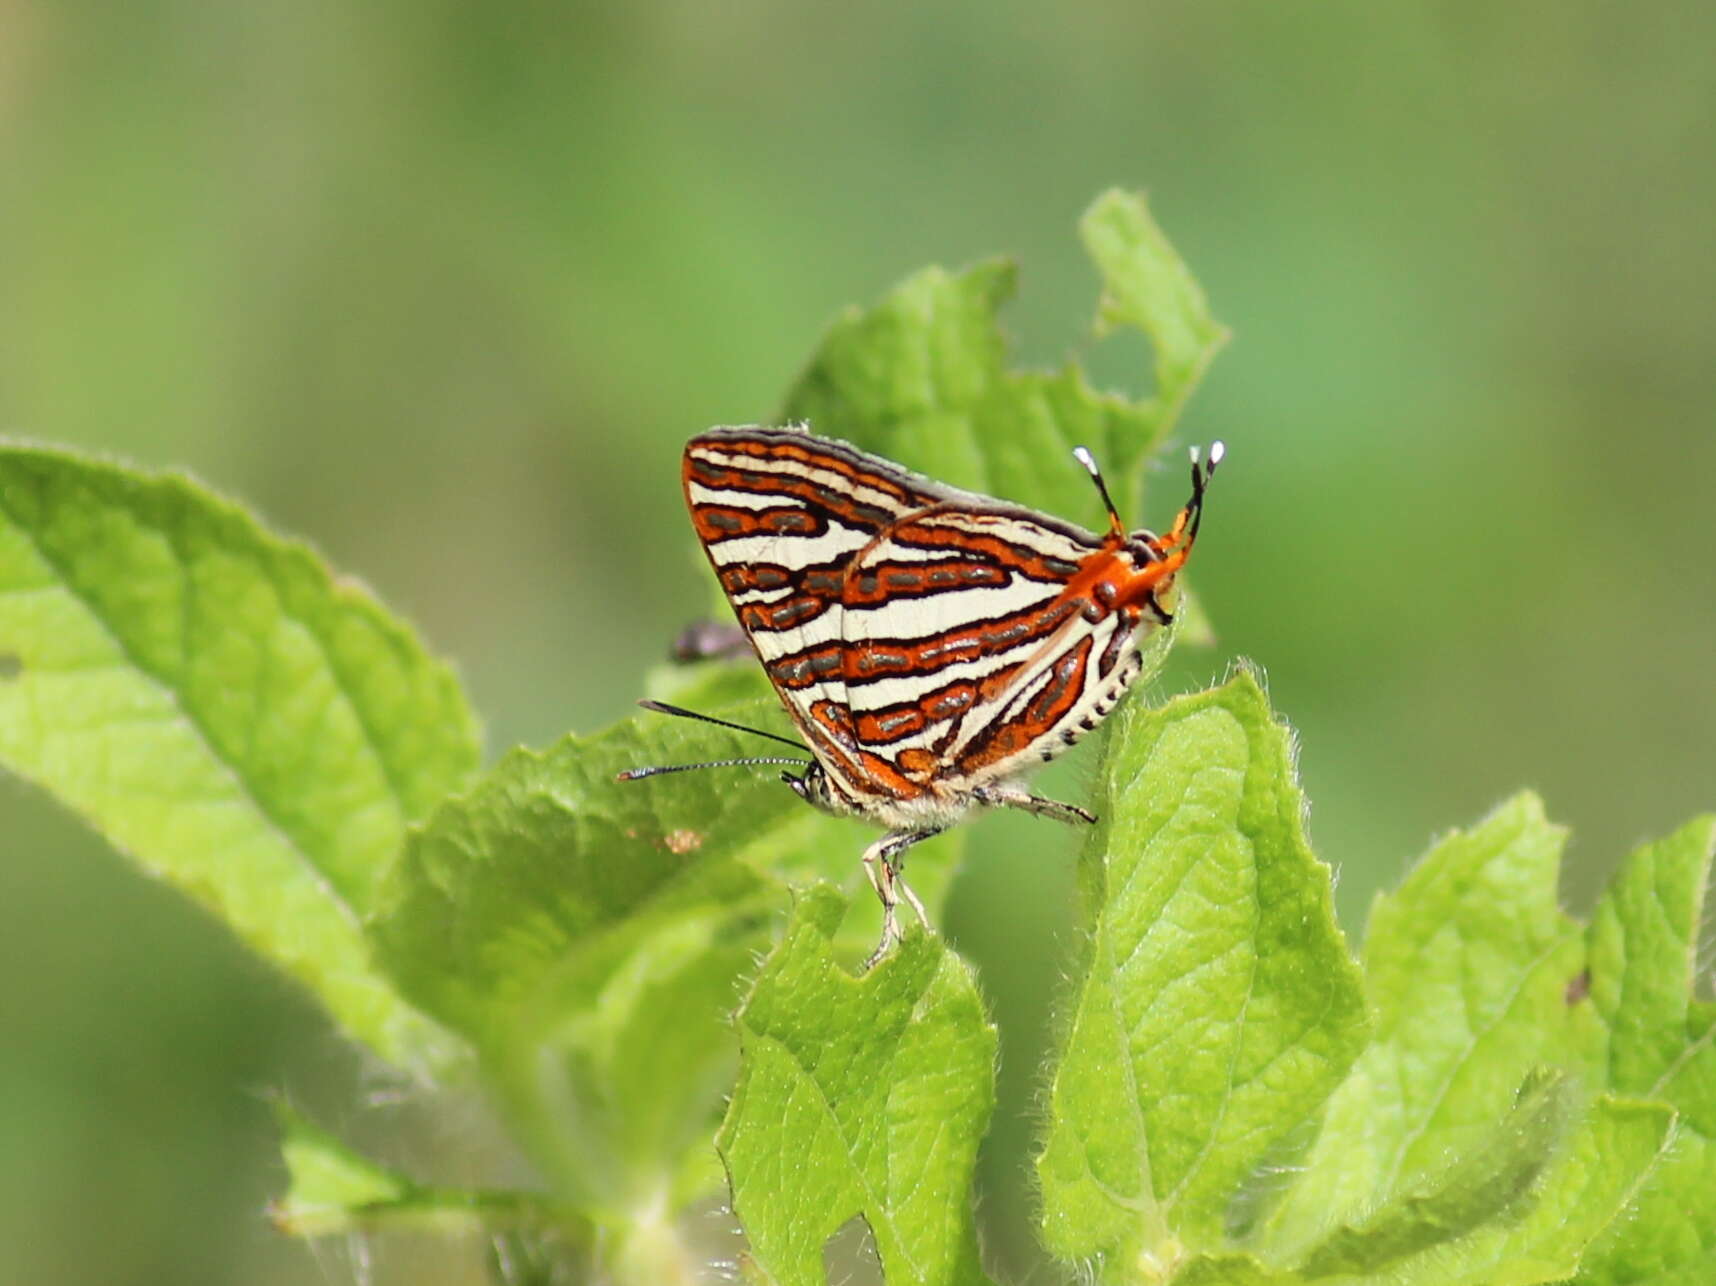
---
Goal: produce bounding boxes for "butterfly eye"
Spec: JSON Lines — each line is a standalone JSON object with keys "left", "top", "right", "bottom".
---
{"left": 1125, "top": 533, "right": 1159, "bottom": 564}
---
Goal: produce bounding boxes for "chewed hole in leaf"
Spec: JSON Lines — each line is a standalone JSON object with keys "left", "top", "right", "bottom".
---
{"left": 822, "top": 1214, "right": 882, "bottom": 1286}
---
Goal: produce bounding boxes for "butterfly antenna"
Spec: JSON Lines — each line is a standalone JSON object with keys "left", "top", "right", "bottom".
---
{"left": 617, "top": 756, "right": 810, "bottom": 782}
{"left": 1146, "top": 441, "right": 1226, "bottom": 560}
{"left": 1071, "top": 445, "right": 1126, "bottom": 538}
{"left": 1184, "top": 441, "right": 1225, "bottom": 543}
{"left": 633, "top": 698, "right": 809, "bottom": 751}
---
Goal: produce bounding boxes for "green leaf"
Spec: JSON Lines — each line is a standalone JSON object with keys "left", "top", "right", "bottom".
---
{"left": 272, "top": 1101, "right": 417, "bottom": 1237}
{"left": 1575, "top": 1036, "right": 1716, "bottom": 1286}
{"left": 1081, "top": 188, "right": 1230, "bottom": 481}
{"left": 781, "top": 189, "right": 1226, "bottom": 532}
{"left": 1579, "top": 1123, "right": 1716, "bottom": 1286}
{"left": 269, "top": 1100, "right": 585, "bottom": 1245}
{"left": 1258, "top": 793, "right": 1601, "bottom": 1262}
{"left": 1260, "top": 808, "right": 1713, "bottom": 1285}
{"left": 1166, "top": 1089, "right": 1676, "bottom": 1286}
{"left": 1398, "top": 1095, "right": 1676, "bottom": 1286}
{"left": 717, "top": 885, "right": 997, "bottom": 1286}
{"left": 1292, "top": 1069, "right": 1574, "bottom": 1278}
{"left": 1172, "top": 1253, "right": 1302, "bottom": 1286}
{"left": 369, "top": 700, "right": 805, "bottom": 1040}
{"left": 1584, "top": 815, "right": 1716, "bottom": 1095}
{"left": 550, "top": 900, "right": 774, "bottom": 1202}
{"left": 0, "top": 445, "right": 478, "bottom": 1067}
{"left": 1571, "top": 816, "right": 1716, "bottom": 1285}
{"left": 1044, "top": 801, "right": 1709, "bottom": 1277}
{"left": 1036, "top": 669, "right": 1367, "bottom": 1271}
{"left": 369, "top": 702, "right": 803, "bottom": 1209}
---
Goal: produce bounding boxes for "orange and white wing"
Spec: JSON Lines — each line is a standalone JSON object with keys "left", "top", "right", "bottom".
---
{"left": 835, "top": 507, "right": 1148, "bottom": 788}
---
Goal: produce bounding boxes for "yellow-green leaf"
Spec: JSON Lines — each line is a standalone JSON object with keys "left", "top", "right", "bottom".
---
{"left": 0, "top": 446, "right": 478, "bottom": 1067}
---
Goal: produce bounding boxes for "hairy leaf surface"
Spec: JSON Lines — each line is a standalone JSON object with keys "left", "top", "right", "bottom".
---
{"left": 718, "top": 887, "right": 997, "bottom": 1286}
{"left": 1037, "top": 670, "right": 1367, "bottom": 1270}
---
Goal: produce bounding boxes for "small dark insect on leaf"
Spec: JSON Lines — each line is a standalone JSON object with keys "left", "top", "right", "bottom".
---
{"left": 1564, "top": 968, "right": 1592, "bottom": 1005}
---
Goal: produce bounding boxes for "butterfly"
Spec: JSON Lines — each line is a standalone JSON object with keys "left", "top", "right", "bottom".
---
{"left": 622, "top": 425, "right": 1221, "bottom": 965}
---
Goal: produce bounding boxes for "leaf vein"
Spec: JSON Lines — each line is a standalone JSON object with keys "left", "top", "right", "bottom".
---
{"left": 0, "top": 486, "right": 365, "bottom": 935}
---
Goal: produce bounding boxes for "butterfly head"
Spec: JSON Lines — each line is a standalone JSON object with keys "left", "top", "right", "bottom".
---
{"left": 785, "top": 761, "right": 839, "bottom": 814}
{"left": 1074, "top": 441, "right": 1224, "bottom": 620}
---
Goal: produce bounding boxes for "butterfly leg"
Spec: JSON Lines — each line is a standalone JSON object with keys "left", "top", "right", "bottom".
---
{"left": 860, "top": 828, "right": 944, "bottom": 970}
{"left": 973, "top": 786, "right": 1097, "bottom": 826}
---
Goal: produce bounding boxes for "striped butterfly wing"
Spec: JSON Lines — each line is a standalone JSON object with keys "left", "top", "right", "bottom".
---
{"left": 682, "top": 426, "right": 942, "bottom": 806}
{"left": 836, "top": 505, "right": 1147, "bottom": 789}
{"left": 684, "top": 426, "right": 1157, "bottom": 812}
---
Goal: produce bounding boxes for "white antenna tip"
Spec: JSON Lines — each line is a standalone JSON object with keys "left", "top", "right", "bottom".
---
{"left": 1209, "top": 440, "right": 1226, "bottom": 468}
{"left": 1071, "top": 445, "right": 1099, "bottom": 476}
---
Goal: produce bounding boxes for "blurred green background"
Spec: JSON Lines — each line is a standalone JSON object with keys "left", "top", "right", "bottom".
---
{"left": 3, "top": 2, "right": 1713, "bottom": 1282}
